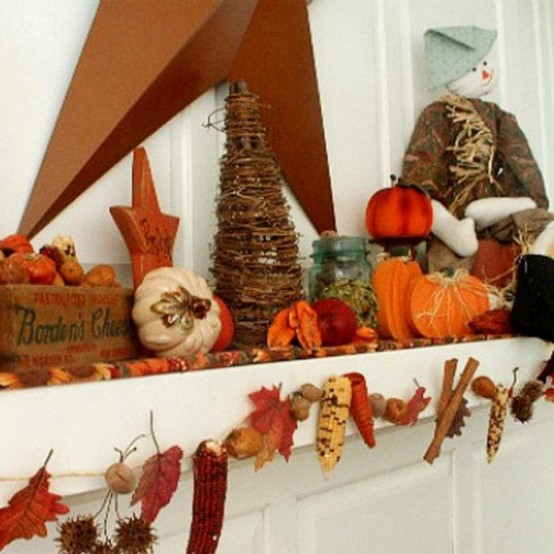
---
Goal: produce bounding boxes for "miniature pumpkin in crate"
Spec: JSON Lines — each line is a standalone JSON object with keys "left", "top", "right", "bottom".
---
{"left": 132, "top": 267, "right": 221, "bottom": 356}
{"left": 365, "top": 176, "right": 433, "bottom": 242}
{"left": 371, "top": 257, "right": 423, "bottom": 339}
{"left": 406, "top": 270, "right": 490, "bottom": 338}
{"left": 0, "top": 233, "right": 34, "bottom": 255}
{"left": 0, "top": 258, "right": 31, "bottom": 284}
{"left": 9, "top": 252, "right": 57, "bottom": 285}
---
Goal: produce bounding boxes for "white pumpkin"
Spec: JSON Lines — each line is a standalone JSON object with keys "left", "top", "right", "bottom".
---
{"left": 132, "top": 267, "right": 221, "bottom": 357}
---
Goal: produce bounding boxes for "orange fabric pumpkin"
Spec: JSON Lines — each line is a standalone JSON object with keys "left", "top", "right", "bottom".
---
{"left": 371, "top": 258, "right": 423, "bottom": 339}
{"left": 407, "top": 270, "right": 490, "bottom": 338}
{"left": 365, "top": 182, "right": 432, "bottom": 241}
{"left": 9, "top": 252, "right": 57, "bottom": 285}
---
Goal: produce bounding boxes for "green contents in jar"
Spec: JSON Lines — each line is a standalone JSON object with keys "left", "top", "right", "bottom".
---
{"left": 308, "top": 235, "right": 377, "bottom": 327}
{"left": 317, "top": 279, "right": 377, "bottom": 328}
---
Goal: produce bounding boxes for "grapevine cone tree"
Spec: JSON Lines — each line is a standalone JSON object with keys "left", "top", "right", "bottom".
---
{"left": 211, "top": 81, "right": 303, "bottom": 348}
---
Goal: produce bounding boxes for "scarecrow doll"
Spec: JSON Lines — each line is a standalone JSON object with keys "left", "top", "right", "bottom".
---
{"left": 402, "top": 26, "right": 553, "bottom": 267}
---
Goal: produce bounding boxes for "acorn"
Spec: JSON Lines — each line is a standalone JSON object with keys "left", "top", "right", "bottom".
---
{"left": 369, "top": 393, "right": 387, "bottom": 419}
{"left": 384, "top": 397, "right": 408, "bottom": 425}
{"left": 291, "top": 393, "right": 312, "bottom": 421}
{"left": 104, "top": 462, "right": 136, "bottom": 494}
{"left": 223, "top": 427, "right": 264, "bottom": 459}
{"left": 299, "top": 383, "right": 323, "bottom": 403}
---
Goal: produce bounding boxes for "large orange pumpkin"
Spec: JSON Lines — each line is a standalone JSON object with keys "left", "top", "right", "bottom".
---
{"left": 365, "top": 180, "right": 432, "bottom": 241}
{"left": 371, "top": 258, "right": 423, "bottom": 340}
{"left": 407, "top": 270, "right": 490, "bottom": 338}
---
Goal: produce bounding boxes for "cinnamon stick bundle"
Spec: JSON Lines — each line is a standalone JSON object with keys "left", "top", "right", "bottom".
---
{"left": 424, "top": 357, "right": 480, "bottom": 464}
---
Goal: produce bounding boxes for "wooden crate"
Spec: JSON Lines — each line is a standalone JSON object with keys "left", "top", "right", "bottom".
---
{"left": 0, "top": 285, "right": 140, "bottom": 372}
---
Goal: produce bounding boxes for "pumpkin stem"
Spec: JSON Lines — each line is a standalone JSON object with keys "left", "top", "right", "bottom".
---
{"left": 389, "top": 174, "right": 398, "bottom": 187}
{"left": 442, "top": 267, "right": 456, "bottom": 279}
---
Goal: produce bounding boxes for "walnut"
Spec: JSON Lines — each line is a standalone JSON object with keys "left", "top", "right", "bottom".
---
{"left": 83, "top": 264, "right": 119, "bottom": 287}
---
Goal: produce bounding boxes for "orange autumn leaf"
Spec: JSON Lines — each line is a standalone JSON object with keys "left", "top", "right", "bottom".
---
{"left": 248, "top": 385, "right": 297, "bottom": 469}
{"left": 0, "top": 458, "right": 69, "bottom": 549}
{"left": 131, "top": 445, "right": 183, "bottom": 524}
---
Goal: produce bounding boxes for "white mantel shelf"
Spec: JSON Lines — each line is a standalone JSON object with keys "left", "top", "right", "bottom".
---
{"left": 0, "top": 336, "right": 551, "bottom": 499}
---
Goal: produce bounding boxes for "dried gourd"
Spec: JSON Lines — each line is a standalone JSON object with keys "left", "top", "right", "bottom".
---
{"left": 316, "top": 376, "right": 352, "bottom": 474}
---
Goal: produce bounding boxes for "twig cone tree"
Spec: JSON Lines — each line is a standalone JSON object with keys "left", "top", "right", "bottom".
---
{"left": 211, "top": 81, "right": 303, "bottom": 348}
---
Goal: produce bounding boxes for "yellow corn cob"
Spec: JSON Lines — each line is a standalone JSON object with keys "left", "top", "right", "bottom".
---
{"left": 486, "top": 384, "right": 509, "bottom": 463}
{"left": 316, "top": 376, "right": 352, "bottom": 474}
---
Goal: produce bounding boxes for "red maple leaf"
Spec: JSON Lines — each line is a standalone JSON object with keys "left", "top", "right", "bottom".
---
{"left": 131, "top": 445, "right": 183, "bottom": 524}
{"left": 248, "top": 385, "right": 297, "bottom": 469}
{"left": 0, "top": 460, "right": 69, "bottom": 549}
{"left": 402, "top": 385, "right": 432, "bottom": 426}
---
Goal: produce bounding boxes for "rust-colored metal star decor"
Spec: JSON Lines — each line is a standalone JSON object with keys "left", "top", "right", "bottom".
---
{"left": 110, "top": 147, "right": 179, "bottom": 289}
{"left": 19, "top": 0, "right": 335, "bottom": 238}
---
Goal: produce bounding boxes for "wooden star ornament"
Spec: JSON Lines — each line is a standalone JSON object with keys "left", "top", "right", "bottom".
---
{"left": 110, "top": 147, "right": 179, "bottom": 288}
{"left": 19, "top": 0, "right": 335, "bottom": 238}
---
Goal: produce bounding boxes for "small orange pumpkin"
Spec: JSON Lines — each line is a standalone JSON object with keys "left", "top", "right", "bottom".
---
{"left": 0, "top": 259, "right": 31, "bottom": 285}
{"left": 365, "top": 178, "right": 432, "bottom": 241}
{"left": 9, "top": 252, "right": 57, "bottom": 285}
{"left": 371, "top": 257, "right": 423, "bottom": 339}
{"left": 407, "top": 270, "right": 490, "bottom": 338}
{"left": 0, "top": 233, "right": 34, "bottom": 255}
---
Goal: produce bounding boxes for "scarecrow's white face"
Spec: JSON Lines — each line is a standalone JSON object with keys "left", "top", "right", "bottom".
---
{"left": 446, "top": 48, "right": 498, "bottom": 98}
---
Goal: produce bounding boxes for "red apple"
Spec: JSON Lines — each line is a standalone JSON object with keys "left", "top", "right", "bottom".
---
{"left": 311, "top": 298, "right": 358, "bottom": 346}
{"left": 211, "top": 296, "right": 235, "bottom": 352}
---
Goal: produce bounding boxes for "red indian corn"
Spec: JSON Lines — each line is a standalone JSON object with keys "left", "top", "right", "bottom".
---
{"left": 187, "top": 440, "right": 229, "bottom": 554}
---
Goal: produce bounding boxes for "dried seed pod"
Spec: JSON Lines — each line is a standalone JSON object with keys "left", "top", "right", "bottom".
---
{"left": 291, "top": 393, "right": 312, "bottom": 421}
{"left": 519, "top": 379, "right": 544, "bottom": 402}
{"left": 384, "top": 397, "right": 408, "bottom": 425}
{"left": 56, "top": 515, "right": 100, "bottom": 554}
{"left": 223, "top": 427, "right": 264, "bottom": 459}
{"left": 104, "top": 462, "right": 136, "bottom": 494}
{"left": 511, "top": 394, "right": 534, "bottom": 423}
{"left": 299, "top": 383, "right": 324, "bottom": 403}
{"left": 471, "top": 376, "right": 497, "bottom": 400}
{"left": 369, "top": 393, "right": 386, "bottom": 418}
{"left": 113, "top": 514, "right": 157, "bottom": 553}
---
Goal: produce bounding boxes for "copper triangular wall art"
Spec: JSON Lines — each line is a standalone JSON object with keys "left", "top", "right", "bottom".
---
{"left": 19, "top": 0, "right": 335, "bottom": 238}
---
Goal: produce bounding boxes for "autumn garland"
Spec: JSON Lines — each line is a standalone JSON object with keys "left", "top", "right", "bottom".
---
{"left": 0, "top": 362, "right": 551, "bottom": 552}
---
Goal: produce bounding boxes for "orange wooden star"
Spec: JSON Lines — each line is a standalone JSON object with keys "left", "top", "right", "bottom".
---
{"left": 110, "top": 147, "right": 179, "bottom": 288}
{"left": 19, "top": 0, "right": 335, "bottom": 238}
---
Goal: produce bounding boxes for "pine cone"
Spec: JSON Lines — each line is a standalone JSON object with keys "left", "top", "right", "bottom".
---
{"left": 446, "top": 396, "right": 471, "bottom": 438}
